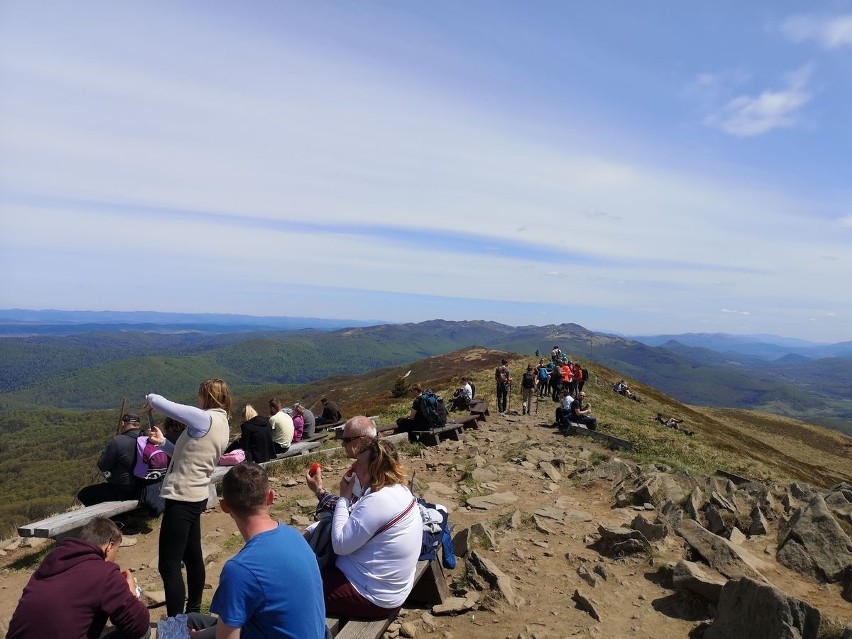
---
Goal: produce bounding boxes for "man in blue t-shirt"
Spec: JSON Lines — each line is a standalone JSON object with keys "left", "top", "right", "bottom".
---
{"left": 189, "top": 463, "right": 326, "bottom": 639}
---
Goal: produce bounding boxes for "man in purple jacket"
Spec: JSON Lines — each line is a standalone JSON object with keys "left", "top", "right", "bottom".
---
{"left": 8, "top": 517, "right": 150, "bottom": 639}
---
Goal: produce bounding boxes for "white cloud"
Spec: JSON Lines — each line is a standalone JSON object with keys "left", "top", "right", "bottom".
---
{"left": 720, "top": 309, "right": 751, "bottom": 316}
{"left": 780, "top": 14, "right": 852, "bottom": 49}
{"left": 704, "top": 65, "right": 813, "bottom": 137}
{"left": 840, "top": 215, "right": 852, "bottom": 227}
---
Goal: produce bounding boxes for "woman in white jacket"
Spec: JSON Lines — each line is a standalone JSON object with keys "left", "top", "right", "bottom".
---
{"left": 307, "top": 416, "right": 422, "bottom": 619}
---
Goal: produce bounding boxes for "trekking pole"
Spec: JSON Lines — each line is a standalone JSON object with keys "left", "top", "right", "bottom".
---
{"left": 116, "top": 398, "right": 127, "bottom": 435}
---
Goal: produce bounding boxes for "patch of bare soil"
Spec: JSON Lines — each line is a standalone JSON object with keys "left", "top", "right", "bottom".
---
{"left": 1, "top": 410, "right": 849, "bottom": 638}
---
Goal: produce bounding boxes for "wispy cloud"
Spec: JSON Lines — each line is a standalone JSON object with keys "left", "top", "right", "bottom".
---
{"left": 721, "top": 309, "right": 751, "bottom": 316}
{"left": 780, "top": 14, "right": 852, "bottom": 49}
{"left": 703, "top": 65, "right": 813, "bottom": 137}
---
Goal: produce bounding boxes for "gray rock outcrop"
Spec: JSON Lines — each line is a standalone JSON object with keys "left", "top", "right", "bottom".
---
{"left": 704, "top": 577, "right": 820, "bottom": 639}
{"left": 671, "top": 560, "right": 727, "bottom": 603}
{"left": 676, "top": 519, "right": 766, "bottom": 582}
{"left": 776, "top": 494, "right": 852, "bottom": 583}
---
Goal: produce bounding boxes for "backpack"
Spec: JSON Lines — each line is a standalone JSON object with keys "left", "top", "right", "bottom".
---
{"left": 308, "top": 509, "right": 336, "bottom": 571}
{"left": 582, "top": 368, "right": 589, "bottom": 382}
{"left": 496, "top": 366, "right": 510, "bottom": 388}
{"left": 522, "top": 372, "right": 535, "bottom": 389}
{"left": 419, "top": 389, "right": 447, "bottom": 428}
{"left": 538, "top": 367, "right": 549, "bottom": 382}
{"left": 133, "top": 435, "right": 169, "bottom": 481}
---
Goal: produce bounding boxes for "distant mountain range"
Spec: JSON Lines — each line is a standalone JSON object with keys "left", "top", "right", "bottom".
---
{"left": 1, "top": 312, "right": 850, "bottom": 435}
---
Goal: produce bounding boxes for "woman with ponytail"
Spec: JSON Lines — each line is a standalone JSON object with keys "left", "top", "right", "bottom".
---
{"left": 306, "top": 416, "right": 422, "bottom": 618}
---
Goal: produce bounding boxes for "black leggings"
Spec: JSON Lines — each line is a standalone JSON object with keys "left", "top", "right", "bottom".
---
{"left": 159, "top": 498, "right": 207, "bottom": 616}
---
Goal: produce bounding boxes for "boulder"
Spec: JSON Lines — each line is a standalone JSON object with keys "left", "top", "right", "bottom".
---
{"left": 466, "top": 492, "right": 518, "bottom": 510}
{"left": 630, "top": 514, "right": 668, "bottom": 542}
{"left": 585, "top": 459, "right": 635, "bottom": 483}
{"left": 685, "top": 488, "right": 706, "bottom": 520}
{"left": 749, "top": 506, "right": 769, "bottom": 536}
{"left": 704, "top": 577, "right": 820, "bottom": 639}
{"left": 466, "top": 551, "right": 516, "bottom": 606}
{"left": 705, "top": 505, "right": 734, "bottom": 537}
{"left": 776, "top": 495, "right": 852, "bottom": 582}
{"left": 571, "top": 589, "right": 602, "bottom": 621}
{"left": 676, "top": 519, "right": 766, "bottom": 582}
{"left": 597, "top": 523, "right": 649, "bottom": 555}
{"left": 632, "top": 473, "right": 686, "bottom": 507}
{"left": 671, "top": 560, "right": 728, "bottom": 603}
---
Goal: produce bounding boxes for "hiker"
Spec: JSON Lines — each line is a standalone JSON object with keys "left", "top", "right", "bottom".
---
{"left": 569, "top": 391, "right": 598, "bottom": 430}
{"left": 461, "top": 377, "right": 473, "bottom": 402}
{"left": 555, "top": 388, "right": 574, "bottom": 427}
{"left": 576, "top": 365, "right": 587, "bottom": 394}
{"left": 560, "top": 360, "right": 574, "bottom": 400}
{"left": 395, "top": 385, "right": 428, "bottom": 433}
{"left": 450, "top": 377, "right": 473, "bottom": 412}
{"left": 268, "top": 398, "right": 294, "bottom": 453}
{"left": 184, "top": 463, "right": 327, "bottom": 638}
{"left": 8, "top": 517, "right": 150, "bottom": 639}
{"left": 225, "top": 404, "right": 275, "bottom": 463}
{"left": 549, "top": 362, "right": 563, "bottom": 401}
{"left": 315, "top": 397, "right": 343, "bottom": 426}
{"left": 536, "top": 360, "right": 549, "bottom": 397}
{"left": 292, "top": 406, "right": 305, "bottom": 443}
{"left": 521, "top": 364, "right": 536, "bottom": 415}
{"left": 551, "top": 345, "right": 562, "bottom": 363}
{"left": 144, "top": 378, "right": 231, "bottom": 618}
{"left": 495, "top": 359, "right": 511, "bottom": 413}
{"left": 294, "top": 402, "right": 316, "bottom": 439}
{"left": 567, "top": 361, "right": 580, "bottom": 397}
{"left": 306, "top": 416, "right": 423, "bottom": 619}
{"left": 77, "top": 413, "right": 146, "bottom": 506}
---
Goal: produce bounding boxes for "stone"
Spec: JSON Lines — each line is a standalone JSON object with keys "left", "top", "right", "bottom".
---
{"left": 453, "top": 523, "right": 495, "bottom": 557}
{"left": 685, "top": 488, "right": 705, "bottom": 520}
{"left": 571, "top": 590, "right": 601, "bottom": 621}
{"left": 420, "top": 612, "right": 437, "bottom": 631}
{"left": 2, "top": 537, "right": 23, "bottom": 551}
{"left": 119, "top": 536, "right": 137, "bottom": 548}
{"left": 466, "top": 492, "right": 518, "bottom": 510}
{"left": 841, "top": 566, "right": 852, "bottom": 603}
{"left": 471, "top": 467, "right": 499, "bottom": 483}
{"left": 597, "top": 523, "right": 649, "bottom": 555}
{"left": 630, "top": 514, "right": 668, "bottom": 542}
{"left": 21, "top": 537, "right": 50, "bottom": 549}
{"left": 749, "top": 506, "right": 769, "bottom": 536}
{"left": 676, "top": 519, "right": 766, "bottom": 582}
{"left": 729, "top": 528, "right": 746, "bottom": 545}
{"left": 826, "top": 492, "right": 852, "bottom": 526}
{"left": 142, "top": 589, "right": 166, "bottom": 607}
{"left": 705, "top": 505, "right": 733, "bottom": 537}
{"left": 586, "top": 460, "right": 635, "bottom": 483}
{"left": 671, "top": 560, "right": 728, "bottom": 603}
{"left": 432, "top": 597, "right": 475, "bottom": 615}
{"left": 789, "top": 482, "right": 814, "bottom": 501}
{"left": 704, "top": 577, "right": 821, "bottom": 639}
{"left": 577, "top": 565, "right": 599, "bottom": 588}
{"left": 296, "top": 499, "right": 317, "bottom": 510}
{"left": 533, "top": 507, "right": 565, "bottom": 522}
{"left": 466, "top": 551, "right": 517, "bottom": 606}
{"left": 776, "top": 494, "right": 852, "bottom": 582}
{"left": 400, "top": 621, "right": 417, "bottom": 637}
{"left": 508, "top": 510, "right": 525, "bottom": 529}
{"left": 711, "top": 491, "right": 737, "bottom": 513}
{"left": 533, "top": 516, "right": 553, "bottom": 535}
{"left": 593, "top": 564, "right": 610, "bottom": 581}
{"left": 539, "top": 461, "right": 562, "bottom": 483}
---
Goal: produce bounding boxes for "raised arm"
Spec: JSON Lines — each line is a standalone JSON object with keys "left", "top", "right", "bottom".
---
{"left": 145, "top": 393, "right": 212, "bottom": 437}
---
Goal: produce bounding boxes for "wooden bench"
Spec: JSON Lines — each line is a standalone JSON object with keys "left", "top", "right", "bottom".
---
{"left": 409, "top": 422, "right": 464, "bottom": 447}
{"left": 18, "top": 499, "right": 140, "bottom": 538}
{"left": 562, "top": 422, "right": 635, "bottom": 451}
{"left": 302, "top": 431, "right": 329, "bottom": 443}
{"left": 469, "top": 400, "right": 489, "bottom": 421}
{"left": 458, "top": 414, "right": 479, "bottom": 431}
{"left": 329, "top": 559, "right": 448, "bottom": 638}
{"left": 316, "top": 419, "right": 346, "bottom": 432}
{"left": 210, "top": 441, "right": 322, "bottom": 484}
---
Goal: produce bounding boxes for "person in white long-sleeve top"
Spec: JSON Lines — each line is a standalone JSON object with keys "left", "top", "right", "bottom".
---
{"left": 306, "top": 416, "right": 422, "bottom": 619}
{"left": 144, "top": 378, "right": 231, "bottom": 618}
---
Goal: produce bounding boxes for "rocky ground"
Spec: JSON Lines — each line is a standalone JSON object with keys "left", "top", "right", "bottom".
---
{"left": 1, "top": 409, "right": 850, "bottom": 638}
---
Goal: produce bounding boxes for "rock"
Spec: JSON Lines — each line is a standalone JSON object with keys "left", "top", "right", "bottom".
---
{"left": 539, "top": 461, "right": 562, "bottom": 483}
{"left": 420, "top": 612, "right": 437, "bottom": 631}
{"left": 630, "top": 514, "right": 668, "bottom": 542}
{"left": 142, "top": 589, "right": 166, "bottom": 607}
{"left": 676, "top": 519, "right": 766, "bottom": 582}
{"left": 471, "top": 467, "right": 499, "bottom": 483}
{"left": 597, "top": 523, "right": 649, "bottom": 555}
{"left": 21, "top": 537, "right": 50, "bottom": 549}
{"left": 729, "top": 528, "right": 746, "bottom": 545}
{"left": 586, "top": 460, "right": 635, "bottom": 483}
{"left": 466, "top": 492, "right": 518, "bottom": 510}
{"left": 825, "top": 491, "right": 852, "bottom": 526}
{"left": 577, "top": 565, "right": 599, "bottom": 588}
{"left": 789, "top": 482, "right": 814, "bottom": 502}
{"left": 843, "top": 622, "right": 852, "bottom": 639}
{"left": 508, "top": 510, "right": 524, "bottom": 529}
{"left": 571, "top": 589, "right": 601, "bottom": 621}
{"left": 466, "top": 551, "right": 516, "bottom": 606}
{"left": 685, "top": 488, "right": 705, "bottom": 520}
{"left": 533, "top": 507, "right": 564, "bottom": 522}
{"left": 704, "top": 577, "right": 820, "bottom": 639}
{"left": 776, "top": 495, "right": 852, "bottom": 582}
{"left": 672, "top": 560, "right": 728, "bottom": 603}
{"left": 400, "top": 621, "right": 417, "bottom": 637}
{"left": 533, "top": 516, "right": 553, "bottom": 535}
{"left": 705, "top": 505, "right": 734, "bottom": 537}
{"left": 432, "top": 597, "right": 474, "bottom": 615}
{"left": 749, "top": 506, "right": 769, "bottom": 536}
{"left": 118, "top": 536, "right": 137, "bottom": 548}
{"left": 563, "top": 510, "right": 594, "bottom": 523}
{"left": 453, "top": 523, "right": 495, "bottom": 557}
{"left": 2, "top": 537, "right": 23, "bottom": 551}
{"left": 593, "top": 563, "right": 610, "bottom": 581}
{"left": 711, "top": 491, "right": 737, "bottom": 513}
{"left": 296, "top": 499, "right": 317, "bottom": 510}
{"left": 842, "top": 566, "right": 852, "bottom": 603}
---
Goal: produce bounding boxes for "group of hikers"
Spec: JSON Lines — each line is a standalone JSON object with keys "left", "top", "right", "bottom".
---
{"left": 10, "top": 382, "right": 406, "bottom": 638}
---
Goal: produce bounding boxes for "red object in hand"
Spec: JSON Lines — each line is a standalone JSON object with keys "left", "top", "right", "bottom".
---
{"left": 309, "top": 462, "right": 321, "bottom": 477}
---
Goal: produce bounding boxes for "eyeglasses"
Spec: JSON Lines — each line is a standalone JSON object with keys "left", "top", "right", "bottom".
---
{"left": 341, "top": 435, "right": 362, "bottom": 444}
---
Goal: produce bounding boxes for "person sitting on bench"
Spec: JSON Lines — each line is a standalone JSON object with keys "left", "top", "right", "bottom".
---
{"left": 224, "top": 404, "right": 275, "bottom": 463}
{"left": 77, "top": 414, "right": 146, "bottom": 506}
{"left": 395, "top": 385, "right": 429, "bottom": 433}
{"left": 268, "top": 398, "right": 294, "bottom": 454}
{"left": 570, "top": 392, "right": 598, "bottom": 430}
{"left": 449, "top": 378, "right": 473, "bottom": 412}
{"left": 306, "top": 416, "right": 423, "bottom": 619}
{"left": 294, "top": 402, "right": 316, "bottom": 439}
{"left": 315, "top": 397, "right": 342, "bottom": 426}
{"left": 8, "top": 517, "right": 150, "bottom": 639}
{"left": 554, "top": 389, "right": 574, "bottom": 428}
{"left": 183, "top": 463, "right": 327, "bottom": 639}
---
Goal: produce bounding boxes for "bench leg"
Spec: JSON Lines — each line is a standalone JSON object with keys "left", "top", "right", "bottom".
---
{"left": 407, "top": 559, "right": 450, "bottom": 606}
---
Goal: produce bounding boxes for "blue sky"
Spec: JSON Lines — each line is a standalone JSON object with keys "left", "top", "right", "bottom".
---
{"left": 1, "top": 1, "right": 851, "bottom": 342}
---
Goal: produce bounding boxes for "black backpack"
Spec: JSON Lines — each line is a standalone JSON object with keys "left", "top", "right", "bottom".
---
{"left": 419, "top": 389, "right": 447, "bottom": 428}
{"left": 582, "top": 368, "right": 589, "bottom": 382}
{"left": 522, "top": 372, "right": 535, "bottom": 389}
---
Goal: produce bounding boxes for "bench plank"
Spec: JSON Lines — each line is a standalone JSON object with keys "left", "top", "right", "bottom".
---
{"left": 562, "top": 422, "right": 635, "bottom": 451}
{"left": 18, "top": 499, "right": 139, "bottom": 538}
{"left": 410, "top": 423, "right": 463, "bottom": 447}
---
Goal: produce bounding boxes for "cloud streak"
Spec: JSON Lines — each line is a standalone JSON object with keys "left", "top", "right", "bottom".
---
{"left": 780, "top": 14, "right": 852, "bottom": 49}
